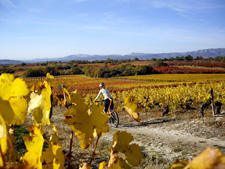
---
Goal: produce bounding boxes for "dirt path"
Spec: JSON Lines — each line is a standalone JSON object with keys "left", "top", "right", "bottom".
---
{"left": 102, "top": 115, "right": 225, "bottom": 165}
{"left": 48, "top": 107, "right": 225, "bottom": 168}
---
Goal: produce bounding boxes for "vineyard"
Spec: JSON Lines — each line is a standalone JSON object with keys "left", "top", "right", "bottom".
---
{"left": 0, "top": 73, "right": 225, "bottom": 168}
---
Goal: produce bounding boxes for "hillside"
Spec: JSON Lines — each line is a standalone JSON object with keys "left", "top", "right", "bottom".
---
{"left": 1, "top": 48, "right": 225, "bottom": 64}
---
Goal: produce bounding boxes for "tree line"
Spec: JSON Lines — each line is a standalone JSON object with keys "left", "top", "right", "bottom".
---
{"left": 15, "top": 55, "right": 225, "bottom": 77}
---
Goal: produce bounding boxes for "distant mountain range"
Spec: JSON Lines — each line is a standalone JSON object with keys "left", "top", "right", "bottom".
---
{"left": 1, "top": 48, "right": 225, "bottom": 65}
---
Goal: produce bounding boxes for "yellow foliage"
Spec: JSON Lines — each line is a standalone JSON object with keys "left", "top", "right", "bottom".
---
{"left": 170, "top": 147, "right": 225, "bottom": 169}
{"left": 64, "top": 91, "right": 88, "bottom": 117}
{"left": 108, "top": 157, "right": 131, "bottom": 169}
{"left": 169, "top": 160, "right": 189, "bottom": 169}
{"left": 42, "top": 145, "right": 65, "bottom": 169}
{"left": 46, "top": 73, "right": 54, "bottom": 82}
{"left": 0, "top": 115, "right": 7, "bottom": 167}
{"left": 124, "top": 95, "right": 142, "bottom": 122}
{"left": 99, "top": 161, "right": 107, "bottom": 169}
{"left": 0, "top": 73, "right": 29, "bottom": 125}
{"left": 79, "top": 162, "right": 92, "bottom": 169}
{"left": 42, "top": 123, "right": 65, "bottom": 169}
{"left": 28, "top": 81, "right": 52, "bottom": 126}
{"left": 64, "top": 93, "right": 109, "bottom": 150}
{"left": 110, "top": 131, "right": 142, "bottom": 168}
{"left": 187, "top": 147, "right": 225, "bottom": 169}
{"left": 22, "top": 125, "right": 44, "bottom": 169}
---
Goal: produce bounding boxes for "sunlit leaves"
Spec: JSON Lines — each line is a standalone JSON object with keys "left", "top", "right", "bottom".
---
{"left": 0, "top": 115, "right": 7, "bottom": 167}
{"left": 28, "top": 81, "right": 52, "bottom": 126}
{"left": 42, "top": 124, "right": 65, "bottom": 169}
{"left": 0, "top": 73, "right": 29, "bottom": 100}
{"left": 170, "top": 147, "right": 225, "bottom": 169}
{"left": 64, "top": 91, "right": 109, "bottom": 150}
{"left": 46, "top": 73, "right": 54, "bottom": 82}
{"left": 79, "top": 162, "right": 92, "bottom": 169}
{"left": 64, "top": 91, "right": 87, "bottom": 117}
{"left": 42, "top": 144, "right": 65, "bottom": 169}
{"left": 0, "top": 73, "right": 29, "bottom": 125}
{"left": 187, "top": 147, "right": 225, "bottom": 169}
{"left": 99, "top": 161, "right": 107, "bottom": 169}
{"left": 110, "top": 131, "right": 142, "bottom": 168}
{"left": 22, "top": 125, "right": 44, "bottom": 169}
{"left": 169, "top": 160, "right": 189, "bottom": 169}
{"left": 124, "top": 95, "right": 142, "bottom": 122}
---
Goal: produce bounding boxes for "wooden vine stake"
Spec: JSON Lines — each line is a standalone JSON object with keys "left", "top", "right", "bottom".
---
{"left": 210, "top": 88, "right": 215, "bottom": 116}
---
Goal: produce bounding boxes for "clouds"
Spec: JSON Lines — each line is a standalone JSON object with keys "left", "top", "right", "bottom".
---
{"left": 0, "top": 0, "right": 15, "bottom": 7}
{"left": 0, "top": 0, "right": 225, "bottom": 59}
{"left": 144, "top": 0, "right": 225, "bottom": 11}
{"left": 73, "top": 0, "right": 87, "bottom": 2}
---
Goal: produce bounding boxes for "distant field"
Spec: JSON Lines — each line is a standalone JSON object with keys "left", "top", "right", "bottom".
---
{"left": 177, "top": 66, "right": 225, "bottom": 70}
{"left": 114, "top": 74, "right": 225, "bottom": 83}
{"left": 24, "top": 75, "right": 150, "bottom": 94}
{"left": 24, "top": 74, "right": 225, "bottom": 95}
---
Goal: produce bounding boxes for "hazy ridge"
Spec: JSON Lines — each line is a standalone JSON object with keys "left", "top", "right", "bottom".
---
{"left": 1, "top": 48, "right": 225, "bottom": 65}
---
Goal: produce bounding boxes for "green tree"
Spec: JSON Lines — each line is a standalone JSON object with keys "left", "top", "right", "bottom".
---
{"left": 154, "top": 59, "right": 167, "bottom": 67}
{"left": 21, "top": 63, "right": 26, "bottom": 66}
{"left": 133, "top": 57, "right": 139, "bottom": 61}
{"left": 185, "top": 55, "right": 193, "bottom": 61}
{"left": 71, "top": 67, "right": 83, "bottom": 74}
{"left": 82, "top": 66, "right": 101, "bottom": 77}
{"left": 221, "top": 57, "right": 225, "bottom": 63}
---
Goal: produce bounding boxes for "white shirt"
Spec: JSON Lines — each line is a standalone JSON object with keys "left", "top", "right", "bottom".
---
{"left": 95, "top": 88, "right": 112, "bottom": 100}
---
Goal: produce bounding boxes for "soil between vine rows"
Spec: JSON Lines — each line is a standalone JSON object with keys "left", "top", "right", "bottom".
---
{"left": 26, "top": 106, "right": 225, "bottom": 168}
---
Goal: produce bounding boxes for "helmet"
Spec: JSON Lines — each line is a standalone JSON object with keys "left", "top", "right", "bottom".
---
{"left": 99, "top": 82, "right": 105, "bottom": 88}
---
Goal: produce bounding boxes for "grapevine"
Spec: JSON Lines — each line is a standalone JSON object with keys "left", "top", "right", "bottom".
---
{"left": 0, "top": 73, "right": 142, "bottom": 169}
{"left": 0, "top": 73, "right": 225, "bottom": 169}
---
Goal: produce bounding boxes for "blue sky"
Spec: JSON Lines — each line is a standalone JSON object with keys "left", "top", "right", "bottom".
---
{"left": 0, "top": 0, "right": 225, "bottom": 60}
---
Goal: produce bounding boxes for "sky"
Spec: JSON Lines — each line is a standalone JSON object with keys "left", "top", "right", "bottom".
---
{"left": 0, "top": 0, "right": 225, "bottom": 60}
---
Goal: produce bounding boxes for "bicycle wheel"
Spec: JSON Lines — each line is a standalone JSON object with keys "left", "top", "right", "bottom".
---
{"left": 109, "top": 111, "right": 119, "bottom": 127}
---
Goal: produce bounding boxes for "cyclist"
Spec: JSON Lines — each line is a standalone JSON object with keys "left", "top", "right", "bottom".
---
{"left": 94, "top": 82, "right": 114, "bottom": 113}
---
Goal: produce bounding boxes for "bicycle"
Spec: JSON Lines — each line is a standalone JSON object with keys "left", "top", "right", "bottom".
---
{"left": 95, "top": 100, "right": 119, "bottom": 128}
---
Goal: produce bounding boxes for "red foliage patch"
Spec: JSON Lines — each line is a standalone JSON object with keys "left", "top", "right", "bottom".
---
{"left": 154, "top": 66, "right": 225, "bottom": 74}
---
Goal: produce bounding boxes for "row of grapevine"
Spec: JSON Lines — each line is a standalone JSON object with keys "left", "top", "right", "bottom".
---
{"left": 115, "top": 74, "right": 225, "bottom": 82}
{"left": 0, "top": 73, "right": 142, "bottom": 169}
{"left": 113, "top": 81, "right": 225, "bottom": 114}
{"left": 0, "top": 73, "right": 225, "bottom": 169}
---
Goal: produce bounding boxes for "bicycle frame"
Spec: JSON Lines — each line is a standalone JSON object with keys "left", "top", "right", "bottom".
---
{"left": 95, "top": 100, "right": 123, "bottom": 115}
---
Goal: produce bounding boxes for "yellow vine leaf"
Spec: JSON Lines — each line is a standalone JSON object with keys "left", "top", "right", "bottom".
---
{"left": 64, "top": 91, "right": 87, "bottom": 117}
{"left": 108, "top": 150, "right": 120, "bottom": 168}
{"left": 62, "top": 87, "right": 71, "bottom": 105}
{"left": 42, "top": 145, "right": 65, "bottom": 169}
{"left": 111, "top": 131, "right": 142, "bottom": 168}
{"left": 109, "top": 157, "right": 131, "bottom": 169}
{"left": 186, "top": 147, "right": 225, "bottom": 169}
{"left": 64, "top": 91, "right": 109, "bottom": 150}
{"left": 99, "top": 161, "right": 107, "bottom": 169}
{"left": 42, "top": 123, "right": 65, "bottom": 169}
{"left": 22, "top": 125, "right": 44, "bottom": 169}
{"left": 0, "top": 73, "right": 29, "bottom": 125}
{"left": 125, "top": 144, "right": 142, "bottom": 167}
{"left": 169, "top": 147, "right": 225, "bottom": 169}
{"left": 30, "top": 81, "right": 44, "bottom": 94}
{"left": 79, "top": 162, "right": 92, "bottom": 169}
{"left": 0, "top": 115, "right": 7, "bottom": 167}
{"left": 46, "top": 73, "right": 54, "bottom": 82}
{"left": 169, "top": 160, "right": 189, "bottom": 169}
{"left": 124, "top": 95, "right": 142, "bottom": 122}
{"left": 28, "top": 81, "right": 52, "bottom": 126}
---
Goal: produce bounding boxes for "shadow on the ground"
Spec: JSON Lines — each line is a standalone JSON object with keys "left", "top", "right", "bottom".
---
{"left": 119, "top": 117, "right": 180, "bottom": 128}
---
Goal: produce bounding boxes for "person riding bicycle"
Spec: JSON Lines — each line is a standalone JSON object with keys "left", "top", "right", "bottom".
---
{"left": 94, "top": 82, "right": 114, "bottom": 113}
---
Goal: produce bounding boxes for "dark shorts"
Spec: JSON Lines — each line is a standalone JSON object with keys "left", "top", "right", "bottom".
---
{"left": 104, "top": 98, "right": 114, "bottom": 112}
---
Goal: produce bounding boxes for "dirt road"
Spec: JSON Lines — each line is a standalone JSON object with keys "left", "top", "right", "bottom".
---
{"left": 102, "top": 113, "right": 225, "bottom": 168}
